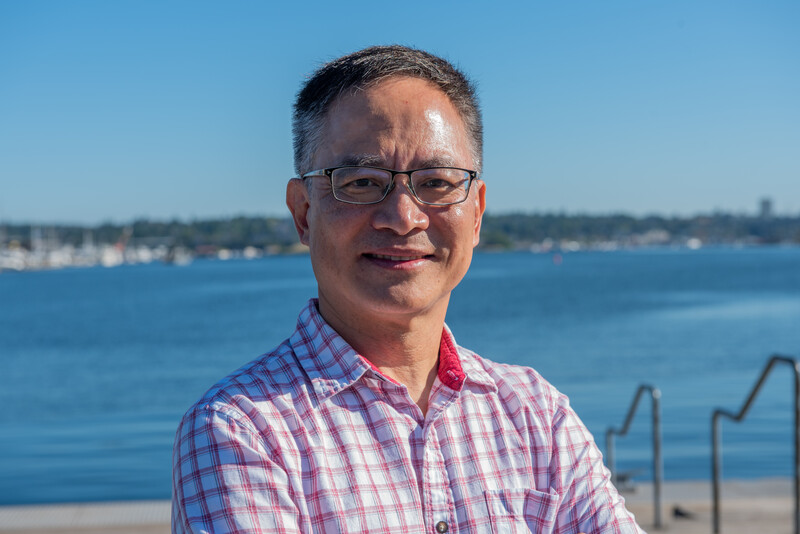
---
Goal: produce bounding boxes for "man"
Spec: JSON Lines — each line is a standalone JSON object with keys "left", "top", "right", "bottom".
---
{"left": 172, "top": 45, "right": 643, "bottom": 533}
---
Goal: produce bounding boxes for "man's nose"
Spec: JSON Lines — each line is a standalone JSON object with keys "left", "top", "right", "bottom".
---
{"left": 371, "top": 175, "right": 430, "bottom": 234}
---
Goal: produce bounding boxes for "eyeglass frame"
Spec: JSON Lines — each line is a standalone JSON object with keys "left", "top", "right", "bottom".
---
{"left": 300, "top": 166, "right": 479, "bottom": 206}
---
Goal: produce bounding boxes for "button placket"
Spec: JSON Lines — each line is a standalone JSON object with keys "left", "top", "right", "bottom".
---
{"left": 422, "top": 421, "right": 455, "bottom": 533}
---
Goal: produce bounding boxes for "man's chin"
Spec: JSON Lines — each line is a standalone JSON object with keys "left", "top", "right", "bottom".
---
{"left": 354, "top": 289, "right": 452, "bottom": 319}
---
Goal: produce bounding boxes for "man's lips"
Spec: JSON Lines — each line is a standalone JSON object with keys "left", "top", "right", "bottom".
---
{"left": 368, "top": 253, "right": 432, "bottom": 261}
{"left": 362, "top": 250, "right": 436, "bottom": 265}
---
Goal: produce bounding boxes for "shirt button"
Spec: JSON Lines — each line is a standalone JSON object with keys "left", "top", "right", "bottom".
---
{"left": 435, "top": 521, "right": 449, "bottom": 533}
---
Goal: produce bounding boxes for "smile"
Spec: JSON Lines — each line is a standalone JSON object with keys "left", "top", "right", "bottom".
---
{"left": 370, "top": 254, "right": 428, "bottom": 261}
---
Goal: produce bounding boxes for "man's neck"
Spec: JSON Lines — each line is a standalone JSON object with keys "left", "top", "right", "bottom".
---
{"left": 317, "top": 296, "right": 448, "bottom": 415}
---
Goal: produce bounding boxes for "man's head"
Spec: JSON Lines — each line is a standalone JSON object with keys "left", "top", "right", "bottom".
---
{"left": 292, "top": 45, "right": 483, "bottom": 176}
{"left": 286, "top": 46, "right": 486, "bottom": 327}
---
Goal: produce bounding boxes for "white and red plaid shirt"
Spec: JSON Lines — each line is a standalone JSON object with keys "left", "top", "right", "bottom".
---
{"left": 172, "top": 299, "right": 643, "bottom": 533}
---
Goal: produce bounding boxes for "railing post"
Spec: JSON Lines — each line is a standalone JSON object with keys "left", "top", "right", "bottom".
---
{"left": 605, "top": 385, "right": 663, "bottom": 529}
{"left": 652, "top": 388, "right": 663, "bottom": 529}
{"left": 606, "top": 429, "right": 616, "bottom": 486}
{"left": 712, "top": 412, "right": 721, "bottom": 534}
{"left": 710, "top": 355, "right": 799, "bottom": 534}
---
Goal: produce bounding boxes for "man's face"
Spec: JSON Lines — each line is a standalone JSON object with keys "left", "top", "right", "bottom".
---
{"left": 287, "top": 76, "right": 486, "bottom": 324}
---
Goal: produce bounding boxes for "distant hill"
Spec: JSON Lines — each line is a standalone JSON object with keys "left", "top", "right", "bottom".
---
{"left": 3, "top": 212, "right": 800, "bottom": 254}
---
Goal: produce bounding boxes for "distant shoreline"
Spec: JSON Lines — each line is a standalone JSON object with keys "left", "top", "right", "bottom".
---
{"left": 4, "top": 212, "right": 800, "bottom": 252}
{"left": 3, "top": 213, "right": 799, "bottom": 273}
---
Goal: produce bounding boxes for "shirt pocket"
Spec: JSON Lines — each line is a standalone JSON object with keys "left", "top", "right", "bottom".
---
{"left": 483, "top": 488, "right": 560, "bottom": 534}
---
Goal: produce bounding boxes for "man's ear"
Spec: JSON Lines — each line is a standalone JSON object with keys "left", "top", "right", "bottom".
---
{"left": 472, "top": 179, "right": 486, "bottom": 248}
{"left": 286, "top": 178, "right": 311, "bottom": 246}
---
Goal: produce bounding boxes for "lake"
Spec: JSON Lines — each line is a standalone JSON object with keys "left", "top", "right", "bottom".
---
{"left": 1, "top": 247, "right": 798, "bottom": 504}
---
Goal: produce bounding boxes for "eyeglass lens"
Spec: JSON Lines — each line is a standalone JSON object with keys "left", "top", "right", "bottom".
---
{"left": 330, "top": 167, "right": 471, "bottom": 205}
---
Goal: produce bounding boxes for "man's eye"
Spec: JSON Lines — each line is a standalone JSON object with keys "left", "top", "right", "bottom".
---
{"left": 342, "top": 177, "right": 382, "bottom": 188}
{"left": 418, "top": 178, "right": 457, "bottom": 189}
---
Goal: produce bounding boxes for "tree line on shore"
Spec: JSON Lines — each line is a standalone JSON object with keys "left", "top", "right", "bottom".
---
{"left": 4, "top": 212, "right": 800, "bottom": 254}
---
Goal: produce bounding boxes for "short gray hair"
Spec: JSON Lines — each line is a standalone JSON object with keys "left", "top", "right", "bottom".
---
{"left": 292, "top": 45, "right": 483, "bottom": 175}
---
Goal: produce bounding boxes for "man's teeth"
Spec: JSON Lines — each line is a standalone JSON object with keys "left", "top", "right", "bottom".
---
{"left": 373, "top": 254, "right": 423, "bottom": 261}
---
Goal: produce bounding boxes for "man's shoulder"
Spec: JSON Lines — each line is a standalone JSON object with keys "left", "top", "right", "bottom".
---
{"left": 459, "top": 343, "right": 557, "bottom": 391}
{"left": 182, "top": 336, "right": 308, "bottom": 422}
{"left": 457, "top": 343, "right": 569, "bottom": 416}
{"left": 177, "top": 298, "right": 369, "bottom": 433}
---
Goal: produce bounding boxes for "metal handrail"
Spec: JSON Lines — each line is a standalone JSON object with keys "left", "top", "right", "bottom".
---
{"left": 711, "top": 355, "right": 800, "bottom": 534}
{"left": 605, "top": 384, "right": 664, "bottom": 529}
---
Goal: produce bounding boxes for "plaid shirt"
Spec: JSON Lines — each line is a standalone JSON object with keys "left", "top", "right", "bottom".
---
{"left": 172, "top": 299, "right": 643, "bottom": 533}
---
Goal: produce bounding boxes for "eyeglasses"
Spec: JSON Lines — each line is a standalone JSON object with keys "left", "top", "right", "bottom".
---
{"left": 301, "top": 166, "right": 478, "bottom": 206}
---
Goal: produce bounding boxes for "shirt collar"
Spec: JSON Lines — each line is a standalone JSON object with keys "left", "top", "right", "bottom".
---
{"left": 444, "top": 324, "right": 497, "bottom": 392}
{"left": 289, "top": 299, "right": 372, "bottom": 403}
{"left": 290, "top": 299, "right": 496, "bottom": 403}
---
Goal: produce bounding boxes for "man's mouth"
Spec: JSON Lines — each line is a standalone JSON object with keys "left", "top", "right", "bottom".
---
{"left": 369, "top": 253, "right": 428, "bottom": 261}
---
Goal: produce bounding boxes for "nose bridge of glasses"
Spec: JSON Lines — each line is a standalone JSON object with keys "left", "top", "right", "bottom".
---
{"left": 385, "top": 171, "right": 419, "bottom": 200}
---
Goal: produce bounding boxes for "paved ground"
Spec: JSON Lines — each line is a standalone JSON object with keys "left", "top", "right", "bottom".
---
{"left": 624, "top": 477, "right": 794, "bottom": 533}
{"left": 0, "top": 500, "right": 170, "bottom": 534}
{"left": 0, "top": 478, "right": 793, "bottom": 533}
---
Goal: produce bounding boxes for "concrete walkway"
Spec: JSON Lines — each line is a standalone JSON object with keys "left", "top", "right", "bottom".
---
{"left": 0, "top": 478, "right": 794, "bottom": 533}
{"left": 625, "top": 477, "right": 794, "bottom": 533}
{"left": 0, "top": 500, "right": 170, "bottom": 534}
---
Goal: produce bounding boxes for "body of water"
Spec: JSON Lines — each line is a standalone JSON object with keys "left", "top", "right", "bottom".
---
{"left": 1, "top": 247, "right": 799, "bottom": 504}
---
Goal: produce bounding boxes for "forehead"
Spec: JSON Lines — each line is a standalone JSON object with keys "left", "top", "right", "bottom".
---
{"left": 315, "top": 76, "right": 472, "bottom": 169}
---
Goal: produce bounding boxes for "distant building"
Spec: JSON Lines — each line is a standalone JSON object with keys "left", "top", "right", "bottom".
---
{"left": 759, "top": 197, "right": 773, "bottom": 219}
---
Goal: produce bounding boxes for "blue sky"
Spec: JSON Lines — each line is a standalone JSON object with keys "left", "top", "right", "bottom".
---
{"left": 1, "top": 1, "right": 798, "bottom": 224}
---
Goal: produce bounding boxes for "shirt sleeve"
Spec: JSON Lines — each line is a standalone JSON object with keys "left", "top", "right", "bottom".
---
{"left": 550, "top": 401, "right": 647, "bottom": 534}
{"left": 171, "top": 404, "right": 304, "bottom": 534}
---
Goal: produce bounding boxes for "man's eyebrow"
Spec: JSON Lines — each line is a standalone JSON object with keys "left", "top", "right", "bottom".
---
{"left": 338, "top": 154, "right": 385, "bottom": 167}
{"left": 336, "top": 155, "right": 460, "bottom": 169}
{"left": 417, "top": 157, "right": 458, "bottom": 169}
